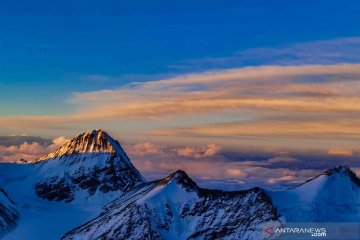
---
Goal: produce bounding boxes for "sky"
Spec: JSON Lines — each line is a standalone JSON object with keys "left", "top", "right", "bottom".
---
{"left": 0, "top": 0, "right": 360, "bottom": 189}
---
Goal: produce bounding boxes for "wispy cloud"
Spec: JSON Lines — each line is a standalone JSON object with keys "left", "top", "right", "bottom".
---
{"left": 48, "top": 64, "right": 360, "bottom": 121}
{"left": 150, "top": 118, "right": 360, "bottom": 138}
{"left": 170, "top": 37, "right": 360, "bottom": 70}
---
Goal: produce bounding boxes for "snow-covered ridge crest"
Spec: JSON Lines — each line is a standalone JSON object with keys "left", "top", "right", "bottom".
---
{"left": 292, "top": 165, "right": 360, "bottom": 189}
{"left": 36, "top": 129, "right": 118, "bottom": 162}
{"left": 322, "top": 165, "right": 360, "bottom": 185}
{"left": 157, "top": 170, "right": 199, "bottom": 191}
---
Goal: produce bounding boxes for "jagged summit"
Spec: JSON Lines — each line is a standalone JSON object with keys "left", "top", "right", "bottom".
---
{"left": 37, "top": 129, "right": 122, "bottom": 161}
{"left": 323, "top": 165, "right": 351, "bottom": 176}
{"left": 322, "top": 165, "right": 360, "bottom": 186}
{"left": 158, "top": 170, "right": 199, "bottom": 191}
{"left": 165, "top": 170, "right": 192, "bottom": 181}
{"left": 31, "top": 129, "right": 145, "bottom": 202}
{"left": 271, "top": 165, "right": 360, "bottom": 222}
{"left": 294, "top": 165, "right": 360, "bottom": 188}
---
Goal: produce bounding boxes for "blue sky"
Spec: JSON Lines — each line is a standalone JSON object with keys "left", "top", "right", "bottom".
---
{"left": 1, "top": 0, "right": 359, "bottom": 115}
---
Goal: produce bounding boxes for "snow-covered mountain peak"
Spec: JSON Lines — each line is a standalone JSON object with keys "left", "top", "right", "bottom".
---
{"left": 28, "top": 129, "right": 145, "bottom": 203}
{"left": 271, "top": 165, "right": 360, "bottom": 222}
{"left": 37, "top": 129, "right": 123, "bottom": 161}
{"left": 169, "top": 170, "right": 188, "bottom": 179}
{"left": 323, "top": 164, "right": 350, "bottom": 175}
{"left": 292, "top": 165, "right": 359, "bottom": 189}
{"left": 159, "top": 170, "right": 198, "bottom": 191}
{"left": 323, "top": 165, "right": 360, "bottom": 184}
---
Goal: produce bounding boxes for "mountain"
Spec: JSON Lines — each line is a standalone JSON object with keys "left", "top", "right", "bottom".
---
{"left": 270, "top": 165, "right": 360, "bottom": 222}
{"left": 62, "top": 170, "right": 282, "bottom": 240}
{"left": 0, "top": 189, "right": 19, "bottom": 239}
{"left": 0, "top": 129, "right": 146, "bottom": 240}
{"left": 32, "top": 129, "right": 145, "bottom": 203}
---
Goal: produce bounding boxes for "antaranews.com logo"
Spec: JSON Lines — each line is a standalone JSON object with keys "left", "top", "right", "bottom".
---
{"left": 263, "top": 222, "right": 360, "bottom": 240}
{"left": 264, "top": 225, "right": 326, "bottom": 238}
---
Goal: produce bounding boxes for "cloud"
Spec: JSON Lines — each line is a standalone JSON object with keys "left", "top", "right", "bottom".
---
{"left": 124, "top": 141, "right": 336, "bottom": 190}
{"left": 127, "top": 142, "right": 221, "bottom": 159}
{"left": 52, "top": 136, "right": 69, "bottom": 146}
{"left": 203, "top": 144, "right": 221, "bottom": 157}
{"left": 149, "top": 118, "right": 360, "bottom": 143}
{"left": 327, "top": 148, "right": 354, "bottom": 156}
{"left": 1, "top": 63, "right": 360, "bottom": 129}
{"left": 128, "top": 142, "right": 163, "bottom": 156}
{"left": 126, "top": 140, "right": 359, "bottom": 190}
{"left": 1, "top": 135, "right": 356, "bottom": 190}
{"left": 126, "top": 142, "right": 253, "bottom": 183}
{"left": 171, "top": 37, "right": 360, "bottom": 70}
{"left": 176, "top": 144, "right": 221, "bottom": 158}
{"left": 267, "top": 157, "right": 302, "bottom": 164}
{"left": 0, "top": 136, "right": 51, "bottom": 147}
{"left": 129, "top": 148, "right": 320, "bottom": 189}
{"left": 266, "top": 175, "right": 295, "bottom": 184}
{"left": 225, "top": 169, "right": 247, "bottom": 178}
{"left": 0, "top": 136, "right": 69, "bottom": 163}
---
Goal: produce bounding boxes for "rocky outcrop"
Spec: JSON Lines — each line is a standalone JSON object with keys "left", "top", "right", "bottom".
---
{"left": 33, "top": 129, "right": 145, "bottom": 202}
{"left": 0, "top": 189, "right": 19, "bottom": 238}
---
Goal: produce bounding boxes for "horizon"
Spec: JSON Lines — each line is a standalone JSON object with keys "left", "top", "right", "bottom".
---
{"left": 1, "top": 1, "right": 360, "bottom": 191}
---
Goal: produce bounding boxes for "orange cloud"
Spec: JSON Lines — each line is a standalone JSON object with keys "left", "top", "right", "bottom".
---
{"left": 225, "top": 169, "right": 248, "bottom": 178}
{"left": 267, "top": 175, "right": 295, "bottom": 184}
{"left": 128, "top": 142, "right": 163, "bottom": 156}
{"left": 176, "top": 144, "right": 221, "bottom": 158}
{"left": 1, "top": 64, "right": 360, "bottom": 127}
{"left": 327, "top": 149, "right": 354, "bottom": 156}
{"left": 150, "top": 118, "right": 360, "bottom": 138}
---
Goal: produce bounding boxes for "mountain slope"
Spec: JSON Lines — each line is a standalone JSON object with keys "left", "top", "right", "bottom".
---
{"left": 270, "top": 165, "right": 360, "bottom": 222}
{"left": 62, "top": 171, "right": 282, "bottom": 240}
{"left": 32, "top": 129, "right": 145, "bottom": 203}
{"left": 0, "top": 129, "right": 146, "bottom": 240}
{"left": 0, "top": 189, "right": 19, "bottom": 239}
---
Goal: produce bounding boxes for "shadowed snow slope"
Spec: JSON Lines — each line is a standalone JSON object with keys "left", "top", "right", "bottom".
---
{"left": 0, "top": 189, "right": 19, "bottom": 239}
{"left": 270, "top": 165, "right": 360, "bottom": 222}
{"left": 62, "top": 171, "right": 282, "bottom": 240}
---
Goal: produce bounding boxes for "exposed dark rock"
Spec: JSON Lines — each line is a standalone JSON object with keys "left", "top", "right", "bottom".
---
{"left": 35, "top": 178, "right": 74, "bottom": 202}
